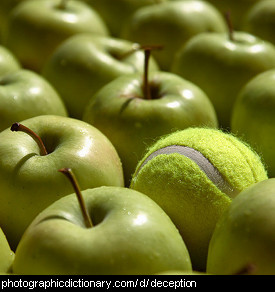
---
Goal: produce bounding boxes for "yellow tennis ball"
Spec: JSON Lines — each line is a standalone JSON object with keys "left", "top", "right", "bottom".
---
{"left": 130, "top": 127, "right": 268, "bottom": 271}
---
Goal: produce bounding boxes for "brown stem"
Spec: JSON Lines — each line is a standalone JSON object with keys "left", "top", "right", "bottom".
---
{"left": 225, "top": 11, "right": 234, "bottom": 42}
{"left": 58, "top": 168, "right": 93, "bottom": 228}
{"left": 10, "top": 122, "right": 48, "bottom": 156}
{"left": 234, "top": 263, "right": 256, "bottom": 275}
{"left": 112, "top": 43, "right": 163, "bottom": 99}
{"left": 143, "top": 48, "right": 152, "bottom": 100}
{"left": 141, "top": 45, "right": 163, "bottom": 100}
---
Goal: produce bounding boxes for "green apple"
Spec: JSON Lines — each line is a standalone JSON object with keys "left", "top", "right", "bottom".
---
{"left": 42, "top": 34, "right": 159, "bottom": 119}
{"left": 12, "top": 168, "right": 192, "bottom": 275}
{"left": 171, "top": 30, "right": 275, "bottom": 130}
{"left": 82, "top": 47, "right": 218, "bottom": 185}
{"left": 0, "top": 115, "right": 124, "bottom": 250}
{"left": 242, "top": 0, "right": 275, "bottom": 46}
{"left": 0, "top": 228, "right": 14, "bottom": 274}
{"left": 3, "top": 0, "right": 109, "bottom": 72}
{"left": 0, "top": 69, "right": 68, "bottom": 132}
{"left": 207, "top": 178, "right": 275, "bottom": 275}
{"left": 121, "top": 0, "right": 227, "bottom": 71}
{"left": 231, "top": 69, "right": 275, "bottom": 178}
{"left": 85, "top": 0, "right": 168, "bottom": 37}
{"left": 201, "top": 0, "right": 264, "bottom": 30}
{"left": 0, "top": 45, "right": 21, "bottom": 77}
{"left": 0, "top": 0, "right": 26, "bottom": 42}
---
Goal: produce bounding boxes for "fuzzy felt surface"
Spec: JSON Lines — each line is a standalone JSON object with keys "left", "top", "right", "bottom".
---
{"left": 130, "top": 127, "right": 268, "bottom": 271}
{"left": 132, "top": 127, "right": 268, "bottom": 195}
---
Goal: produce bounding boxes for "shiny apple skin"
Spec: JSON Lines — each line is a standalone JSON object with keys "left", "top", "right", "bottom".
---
{"left": 231, "top": 69, "right": 275, "bottom": 178}
{"left": 0, "top": 115, "right": 124, "bottom": 250}
{"left": 13, "top": 186, "right": 192, "bottom": 275}
{"left": 4, "top": 0, "right": 109, "bottom": 72}
{"left": 171, "top": 31, "right": 275, "bottom": 129}
{"left": 0, "top": 69, "right": 68, "bottom": 132}
{"left": 42, "top": 34, "right": 159, "bottom": 119}
{"left": 83, "top": 71, "right": 218, "bottom": 185}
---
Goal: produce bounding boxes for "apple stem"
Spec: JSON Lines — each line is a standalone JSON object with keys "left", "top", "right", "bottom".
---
{"left": 58, "top": 168, "right": 93, "bottom": 228}
{"left": 10, "top": 122, "right": 48, "bottom": 156}
{"left": 115, "top": 44, "right": 162, "bottom": 99}
{"left": 141, "top": 45, "right": 163, "bottom": 100}
{"left": 143, "top": 47, "right": 152, "bottom": 100}
{"left": 225, "top": 11, "right": 234, "bottom": 42}
{"left": 234, "top": 263, "right": 256, "bottom": 275}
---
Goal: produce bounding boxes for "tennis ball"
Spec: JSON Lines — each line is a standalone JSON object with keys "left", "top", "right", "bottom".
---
{"left": 130, "top": 127, "right": 268, "bottom": 271}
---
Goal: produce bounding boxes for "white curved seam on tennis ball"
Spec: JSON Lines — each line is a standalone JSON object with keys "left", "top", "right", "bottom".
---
{"left": 136, "top": 145, "right": 237, "bottom": 197}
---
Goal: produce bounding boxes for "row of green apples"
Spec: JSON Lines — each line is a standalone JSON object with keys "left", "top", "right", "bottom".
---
{"left": 0, "top": 0, "right": 274, "bottom": 275}
{"left": 1, "top": 0, "right": 275, "bottom": 61}
{"left": 1, "top": 120, "right": 274, "bottom": 275}
{"left": 1, "top": 0, "right": 275, "bottom": 180}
